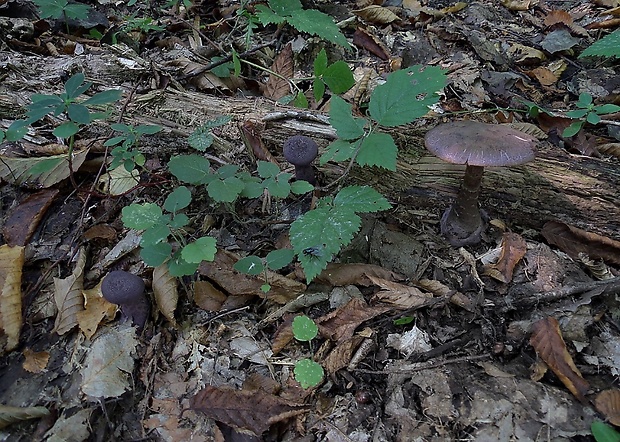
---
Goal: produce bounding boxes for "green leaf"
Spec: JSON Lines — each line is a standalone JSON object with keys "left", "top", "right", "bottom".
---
{"left": 207, "top": 176, "right": 245, "bottom": 202}
{"left": 329, "top": 96, "right": 366, "bottom": 140}
{"left": 169, "top": 213, "right": 189, "bottom": 229}
{"left": 594, "top": 104, "right": 620, "bottom": 114}
{"left": 292, "top": 315, "right": 318, "bottom": 341}
{"left": 356, "top": 132, "right": 397, "bottom": 170}
{"left": 168, "top": 252, "right": 199, "bottom": 276}
{"left": 135, "top": 124, "right": 162, "bottom": 135}
{"left": 320, "top": 139, "right": 357, "bottom": 164}
{"left": 240, "top": 181, "right": 265, "bottom": 199}
{"left": 393, "top": 316, "right": 414, "bottom": 326}
{"left": 255, "top": 4, "right": 287, "bottom": 25}
{"left": 141, "top": 242, "right": 172, "bottom": 267}
{"left": 576, "top": 93, "right": 593, "bottom": 108}
{"left": 313, "top": 78, "right": 326, "bottom": 102}
{"left": 233, "top": 255, "right": 264, "bottom": 275}
{"left": 265, "top": 249, "right": 295, "bottom": 270}
{"left": 369, "top": 65, "right": 446, "bottom": 127}
{"left": 565, "top": 109, "right": 589, "bottom": 119}
{"left": 334, "top": 186, "right": 391, "bottom": 213}
{"left": 287, "top": 9, "right": 350, "bottom": 48}
{"left": 67, "top": 103, "right": 91, "bottom": 124}
{"left": 181, "top": 237, "right": 217, "bottom": 263}
{"left": 579, "top": 28, "right": 620, "bottom": 59}
{"left": 64, "top": 2, "right": 91, "bottom": 20}
{"left": 232, "top": 50, "right": 241, "bottom": 77}
{"left": 257, "top": 161, "right": 281, "bottom": 179}
{"left": 294, "top": 359, "right": 324, "bottom": 389}
{"left": 122, "top": 203, "right": 163, "bottom": 229}
{"left": 591, "top": 421, "right": 620, "bottom": 442}
{"left": 168, "top": 155, "right": 211, "bottom": 184}
{"left": 104, "top": 136, "right": 127, "bottom": 147}
{"left": 6, "top": 120, "right": 29, "bottom": 141}
{"left": 586, "top": 112, "right": 601, "bottom": 125}
{"left": 140, "top": 224, "right": 171, "bottom": 246}
{"left": 53, "top": 122, "right": 80, "bottom": 138}
{"left": 64, "top": 73, "right": 88, "bottom": 98}
{"left": 81, "top": 89, "right": 123, "bottom": 105}
{"left": 164, "top": 186, "right": 192, "bottom": 212}
{"left": 290, "top": 180, "right": 314, "bottom": 194}
{"left": 322, "top": 61, "right": 354, "bottom": 94}
{"left": 268, "top": 0, "right": 303, "bottom": 16}
{"left": 188, "top": 127, "right": 214, "bottom": 152}
{"left": 313, "top": 49, "right": 328, "bottom": 77}
{"left": 204, "top": 115, "right": 232, "bottom": 129}
{"left": 33, "top": 0, "right": 67, "bottom": 19}
{"left": 562, "top": 121, "right": 584, "bottom": 137}
{"left": 266, "top": 178, "right": 291, "bottom": 198}
{"left": 294, "top": 91, "right": 309, "bottom": 109}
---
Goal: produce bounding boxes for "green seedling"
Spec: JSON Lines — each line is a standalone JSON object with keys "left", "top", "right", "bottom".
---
{"left": 105, "top": 123, "right": 162, "bottom": 172}
{"left": 33, "top": 0, "right": 91, "bottom": 20}
{"left": 562, "top": 93, "right": 620, "bottom": 137}
{"left": 291, "top": 316, "right": 324, "bottom": 388}
{"left": 255, "top": 0, "right": 350, "bottom": 49}
{"left": 233, "top": 249, "right": 296, "bottom": 292}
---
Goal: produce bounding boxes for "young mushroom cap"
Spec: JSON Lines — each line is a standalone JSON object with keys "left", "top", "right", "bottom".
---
{"left": 283, "top": 135, "right": 319, "bottom": 184}
{"left": 101, "top": 270, "right": 149, "bottom": 328}
{"left": 424, "top": 121, "right": 537, "bottom": 246}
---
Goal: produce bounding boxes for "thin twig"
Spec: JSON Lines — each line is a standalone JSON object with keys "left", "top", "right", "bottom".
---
{"left": 353, "top": 353, "right": 491, "bottom": 375}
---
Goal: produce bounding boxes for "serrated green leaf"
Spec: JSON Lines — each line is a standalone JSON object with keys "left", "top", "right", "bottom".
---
{"left": 181, "top": 237, "right": 217, "bottom": 263}
{"left": 314, "top": 49, "right": 328, "bottom": 77}
{"left": 240, "top": 181, "right": 265, "bottom": 199}
{"left": 334, "top": 186, "right": 391, "bottom": 213}
{"left": 369, "top": 65, "right": 446, "bottom": 127}
{"left": 266, "top": 249, "right": 295, "bottom": 270}
{"left": 207, "top": 176, "right": 244, "bottom": 202}
{"left": 292, "top": 315, "right": 318, "bottom": 341}
{"left": 266, "top": 178, "right": 291, "bottom": 198}
{"left": 579, "top": 29, "right": 620, "bottom": 59}
{"left": 64, "top": 2, "right": 91, "bottom": 20}
{"left": 140, "top": 224, "right": 171, "bottom": 246}
{"left": 290, "top": 180, "right": 314, "bottom": 194}
{"left": 356, "top": 132, "right": 397, "bottom": 170}
{"left": 287, "top": 9, "right": 350, "bottom": 48}
{"left": 33, "top": 0, "right": 67, "bottom": 19}
{"left": 168, "top": 155, "right": 211, "bottom": 184}
{"left": 294, "top": 359, "right": 324, "bottom": 389}
{"left": 255, "top": 4, "right": 287, "bottom": 25}
{"left": 81, "top": 89, "right": 122, "bottom": 105}
{"left": 164, "top": 186, "right": 192, "bottom": 212}
{"left": 122, "top": 203, "right": 163, "bottom": 229}
{"left": 204, "top": 115, "right": 232, "bottom": 129}
{"left": 216, "top": 164, "right": 240, "bottom": 179}
{"left": 268, "top": 0, "right": 303, "bottom": 15}
{"left": 141, "top": 242, "right": 172, "bottom": 267}
{"left": 329, "top": 96, "right": 366, "bottom": 140}
{"left": 257, "top": 161, "right": 281, "bottom": 178}
{"left": 233, "top": 255, "right": 264, "bottom": 275}
{"left": 67, "top": 103, "right": 91, "bottom": 124}
{"left": 53, "top": 122, "right": 80, "bottom": 138}
{"left": 320, "top": 139, "right": 358, "bottom": 164}
{"left": 322, "top": 61, "right": 354, "bottom": 94}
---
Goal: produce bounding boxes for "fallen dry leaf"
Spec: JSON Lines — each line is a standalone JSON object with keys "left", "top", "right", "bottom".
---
{"left": 594, "top": 389, "right": 620, "bottom": 426}
{"left": 193, "top": 280, "right": 227, "bottom": 312}
{"left": 53, "top": 248, "right": 87, "bottom": 335}
{"left": 414, "top": 278, "right": 475, "bottom": 311}
{"left": 316, "top": 262, "right": 404, "bottom": 287}
{"left": 0, "top": 244, "right": 24, "bottom": 352}
{"left": 265, "top": 42, "right": 293, "bottom": 101}
{"left": 83, "top": 224, "right": 117, "bottom": 241}
{"left": 542, "top": 220, "right": 620, "bottom": 265}
{"left": 368, "top": 275, "right": 433, "bottom": 309}
{"left": 22, "top": 348, "right": 50, "bottom": 373}
{"left": 189, "top": 385, "right": 307, "bottom": 436}
{"left": 239, "top": 120, "right": 279, "bottom": 165}
{"left": 321, "top": 335, "right": 364, "bottom": 375}
{"left": 153, "top": 262, "right": 178, "bottom": 326}
{"left": 353, "top": 5, "right": 400, "bottom": 24}
{"left": 530, "top": 316, "right": 590, "bottom": 402}
{"left": 76, "top": 282, "right": 117, "bottom": 339}
{"left": 317, "top": 297, "right": 390, "bottom": 343}
{"left": 484, "top": 232, "right": 527, "bottom": 283}
{"left": 352, "top": 28, "right": 390, "bottom": 60}
{"left": 2, "top": 189, "right": 58, "bottom": 246}
{"left": 0, "top": 404, "right": 50, "bottom": 430}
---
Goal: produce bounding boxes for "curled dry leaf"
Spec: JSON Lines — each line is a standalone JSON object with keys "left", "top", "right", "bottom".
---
{"left": 240, "top": 120, "right": 279, "bottom": 165}
{"left": 153, "top": 262, "right": 178, "bottom": 327}
{"left": 353, "top": 5, "right": 400, "bottom": 24}
{"left": 2, "top": 189, "right": 58, "bottom": 247}
{"left": 484, "top": 232, "right": 527, "bottom": 283}
{"left": 368, "top": 275, "right": 433, "bottom": 309}
{"left": 193, "top": 280, "right": 227, "bottom": 312}
{"left": 0, "top": 244, "right": 24, "bottom": 352}
{"left": 316, "top": 262, "right": 404, "bottom": 287}
{"left": 321, "top": 335, "right": 364, "bottom": 375}
{"left": 594, "top": 389, "right": 620, "bottom": 426}
{"left": 529, "top": 316, "right": 590, "bottom": 402}
{"left": 352, "top": 28, "right": 390, "bottom": 60}
{"left": 0, "top": 405, "right": 50, "bottom": 430}
{"left": 316, "top": 297, "right": 390, "bottom": 343}
{"left": 22, "top": 348, "right": 50, "bottom": 373}
{"left": 189, "top": 385, "right": 308, "bottom": 436}
{"left": 542, "top": 220, "right": 620, "bottom": 265}
{"left": 508, "top": 122, "right": 548, "bottom": 139}
{"left": 53, "top": 247, "right": 87, "bottom": 335}
{"left": 76, "top": 282, "right": 117, "bottom": 340}
{"left": 415, "top": 278, "right": 475, "bottom": 311}
{"left": 265, "top": 42, "right": 293, "bottom": 101}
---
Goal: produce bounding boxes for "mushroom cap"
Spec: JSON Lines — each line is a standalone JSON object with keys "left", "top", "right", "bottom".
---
{"left": 283, "top": 135, "right": 319, "bottom": 166}
{"left": 101, "top": 270, "right": 145, "bottom": 305}
{"left": 425, "top": 121, "right": 537, "bottom": 167}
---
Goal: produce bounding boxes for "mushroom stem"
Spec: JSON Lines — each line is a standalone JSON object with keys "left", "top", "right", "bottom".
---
{"left": 441, "top": 165, "right": 485, "bottom": 246}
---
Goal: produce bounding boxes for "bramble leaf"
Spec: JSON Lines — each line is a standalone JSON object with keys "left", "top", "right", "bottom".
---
{"left": 333, "top": 186, "right": 391, "bottom": 213}
{"left": 292, "top": 315, "right": 318, "bottom": 341}
{"left": 294, "top": 359, "right": 324, "bottom": 388}
{"left": 579, "top": 29, "right": 620, "bottom": 59}
{"left": 356, "top": 132, "right": 397, "bottom": 170}
{"left": 322, "top": 61, "right": 354, "bottom": 94}
{"left": 329, "top": 96, "right": 366, "bottom": 140}
{"left": 233, "top": 255, "right": 264, "bottom": 275}
{"left": 266, "top": 249, "right": 295, "bottom": 270}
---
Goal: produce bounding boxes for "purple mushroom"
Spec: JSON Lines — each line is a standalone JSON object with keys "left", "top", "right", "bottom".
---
{"left": 101, "top": 270, "right": 149, "bottom": 329}
{"left": 283, "top": 135, "right": 319, "bottom": 185}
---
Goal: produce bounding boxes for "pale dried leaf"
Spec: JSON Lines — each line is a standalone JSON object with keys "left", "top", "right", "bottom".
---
{"left": 153, "top": 263, "right": 178, "bottom": 326}
{"left": 353, "top": 5, "right": 400, "bottom": 24}
{"left": 76, "top": 281, "right": 117, "bottom": 339}
{"left": 597, "top": 143, "right": 620, "bottom": 159}
{"left": 193, "top": 280, "right": 227, "bottom": 312}
{"left": 0, "top": 245, "right": 24, "bottom": 352}
{"left": 483, "top": 232, "right": 527, "bottom": 283}
{"left": 22, "top": 348, "right": 50, "bottom": 373}
{"left": 265, "top": 43, "right": 293, "bottom": 101}
{"left": 508, "top": 122, "right": 548, "bottom": 139}
{"left": 594, "top": 389, "right": 620, "bottom": 426}
{"left": 316, "top": 262, "right": 404, "bottom": 287}
{"left": 368, "top": 275, "right": 433, "bottom": 309}
{"left": 96, "top": 166, "right": 140, "bottom": 195}
{"left": 321, "top": 336, "right": 364, "bottom": 375}
{"left": 530, "top": 316, "right": 590, "bottom": 401}
{"left": 81, "top": 325, "right": 138, "bottom": 399}
{"left": 53, "top": 247, "right": 87, "bottom": 335}
{"left": 0, "top": 404, "right": 50, "bottom": 429}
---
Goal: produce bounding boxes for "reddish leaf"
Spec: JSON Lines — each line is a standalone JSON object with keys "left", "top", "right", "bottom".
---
{"left": 315, "top": 263, "right": 404, "bottom": 287}
{"left": 317, "top": 297, "right": 389, "bottom": 343}
{"left": 189, "top": 385, "right": 307, "bottom": 436}
{"left": 3, "top": 189, "right": 58, "bottom": 246}
{"left": 542, "top": 221, "right": 620, "bottom": 265}
{"left": 239, "top": 120, "right": 279, "bottom": 165}
{"left": 352, "top": 28, "right": 390, "bottom": 60}
{"left": 529, "top": 317, "right": 590, "bottom": 402}
{"left": 265, "top": 43, "right": 293, "bottom": 101}
{"left": 484, "top": 232, "right": 527, "bottom": 283}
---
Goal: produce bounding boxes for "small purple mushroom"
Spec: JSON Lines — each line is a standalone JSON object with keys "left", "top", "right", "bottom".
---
{"left": 283, "top": 135, "right": 319, "bottom": 185}
{"left": 101, "top": 270, "right": 149, "bottom": 328}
